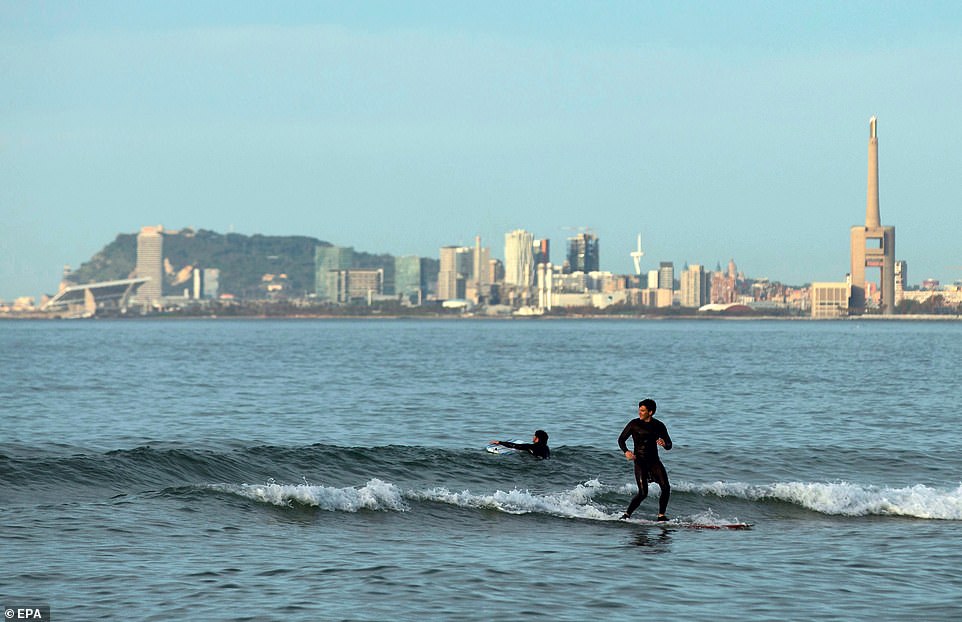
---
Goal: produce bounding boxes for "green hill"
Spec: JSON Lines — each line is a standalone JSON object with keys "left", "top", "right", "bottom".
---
{"left": 65, "top": 228, "right": 432, "bottom": 298}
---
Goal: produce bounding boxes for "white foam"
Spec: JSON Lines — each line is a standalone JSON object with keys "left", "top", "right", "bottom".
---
{"left": 678, "top": 480, "right": 962, "bottom": 519}
{"left": 409, "top": 479, "right": 613, "bottom": 520}
{"left": 211, "top": 478, "right": 408, "bottom": 511}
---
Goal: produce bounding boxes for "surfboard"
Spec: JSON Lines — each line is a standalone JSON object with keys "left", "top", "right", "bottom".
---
{"left": 624, "top": 517, "right": 752, "bottom": 530}
{"left": 485, "top": 440, "right": 519, "bottom": 455}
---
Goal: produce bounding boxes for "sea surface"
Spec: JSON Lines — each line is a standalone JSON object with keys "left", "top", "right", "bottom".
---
{"left": 2, "top": 318, "right": 961, "bottom": 621}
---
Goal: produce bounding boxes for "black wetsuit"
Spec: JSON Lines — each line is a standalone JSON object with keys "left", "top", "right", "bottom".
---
{"left": 618, "top": 417, "right": 672, "bottom": 517}
{"left": 497, "top": 440, "right": 550, "bottom": 460}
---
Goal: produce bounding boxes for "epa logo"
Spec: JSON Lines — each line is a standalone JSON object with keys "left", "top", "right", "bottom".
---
{"left": 3, "top": 607, "right": 49, "bottom": 620}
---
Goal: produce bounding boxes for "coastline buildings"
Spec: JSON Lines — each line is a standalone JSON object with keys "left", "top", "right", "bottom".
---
{"left": 29, "top": 113, "right": 957, "bottom": 317}
{"left": 436, "top": 239, "right": 492, "bottom": 303}
{"left": 710, "top": 259, "right": 739, "bottom": 305}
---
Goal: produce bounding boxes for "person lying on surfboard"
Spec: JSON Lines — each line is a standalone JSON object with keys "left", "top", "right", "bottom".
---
{"left": 489, "top": 429, "right": 550, "bottom": 459}
{"left": 618, "top": 399, "right": 672, "bottom": 521}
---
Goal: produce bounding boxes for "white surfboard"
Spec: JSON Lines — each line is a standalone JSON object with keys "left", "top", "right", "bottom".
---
{"left": 485, "top": 440, "right": 520, "bottom": 455}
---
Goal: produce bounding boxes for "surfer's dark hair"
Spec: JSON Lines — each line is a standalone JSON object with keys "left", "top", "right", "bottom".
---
{"left": 639, "top": 399, "right": 657, "bottom": 414}
{"left": 534, "top": 430, "right": 548, "bottom": 443}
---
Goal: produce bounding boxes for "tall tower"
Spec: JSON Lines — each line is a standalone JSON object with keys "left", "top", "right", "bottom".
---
{"left": 681, "top": 264, "right": 707, "bottom": 308}
{"left": 136, "top": 225, "right": 164, "bottom": 308}
{"left": 504, "top": 229, "right": 535, "bottom": 287}
{"left": 850, "top": 116, "right": 896, "bottom": 314}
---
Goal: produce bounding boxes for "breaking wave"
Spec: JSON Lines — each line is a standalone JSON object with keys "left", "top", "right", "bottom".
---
{"left": 678, "top": 480, "right": 962, "bottom": 519}
{"left": 210, "top": 476, "right": 962, "bottom": 521}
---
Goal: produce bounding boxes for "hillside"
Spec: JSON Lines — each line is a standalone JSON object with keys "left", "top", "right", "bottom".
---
{"left": 66, "top": 229, "right": 426, "bottom": 298}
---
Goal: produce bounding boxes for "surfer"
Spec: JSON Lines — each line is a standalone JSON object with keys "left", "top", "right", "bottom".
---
{"left": 618, "top": 399, "right": 672, "bottom": 521}
{"left": 490, "top": 430, "right": 550, "bottom": 459}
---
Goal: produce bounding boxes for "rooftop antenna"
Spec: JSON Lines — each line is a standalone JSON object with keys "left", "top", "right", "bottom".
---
{"left": 630, "top": 233, "right": 645, "bottom": 275}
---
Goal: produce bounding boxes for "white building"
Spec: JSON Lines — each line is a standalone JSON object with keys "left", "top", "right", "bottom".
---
{"left": 504, "top": 229, "right": 535, "bottom": 288}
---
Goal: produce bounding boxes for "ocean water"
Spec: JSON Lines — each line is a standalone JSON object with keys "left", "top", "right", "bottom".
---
{"left": 1, "top": 318, "right": 961, "bottom": 621}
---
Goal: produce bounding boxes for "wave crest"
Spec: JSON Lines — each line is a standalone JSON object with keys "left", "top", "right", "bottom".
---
{"left": 410, "top": 479, "right": 611, "bottom": 519}
{"left": 679, "top": 480, "right": 962, "bottom": 519}
{"left": 210, "top": 478, "right": 408, "bottom": 511}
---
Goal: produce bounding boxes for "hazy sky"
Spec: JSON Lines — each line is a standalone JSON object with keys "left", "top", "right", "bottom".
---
{"left": 3, "top": 1, "right": 962, "bottom": 300}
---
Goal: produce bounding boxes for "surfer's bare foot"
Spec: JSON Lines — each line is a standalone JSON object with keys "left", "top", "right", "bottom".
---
{"left": 656, "top": 514, "right": 668, "bottom": 522}
{"left": 620, "top": 513, "right": 630, "bottom": 520}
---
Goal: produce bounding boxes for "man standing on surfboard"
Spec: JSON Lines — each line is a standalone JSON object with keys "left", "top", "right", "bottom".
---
{"left": 490, "top": 430, "right": 550, "bottom": 459}
{"left": 618, "top": 399, "right": 672, "bottom": 521}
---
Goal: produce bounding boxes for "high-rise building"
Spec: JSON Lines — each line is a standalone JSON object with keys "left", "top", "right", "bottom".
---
{"left": 504, "top": 229, "right": 535, "bottom": 287}
{"left": 203, "top": 268, "right": 220, "bottom": 299}
{"left": 850, "top": 116, "right": 896, "bottom": 314}
{"left": 438, "top": 246, "right": 472, "bottom": 300}
{"left": 658, "top": 262, "right": 674, "bottom": 291}
{"left": 315, "top": 246, "right": 354, "bottom": 302}
{"left": 566, "top": 233, "right": 599, "bottom": 273}
{"left": 647, "top": 269, "right": 659, "bottom": 290}
{"left": 135, "top": 225, "right": 164, "bottom": 308}
{"left": 681, "top": 264, "right": 708, "bottom": 308}
{"left": 395, "top": 256, "right": 425, "bottom": 304}
{"left": 469, "top": 236, "right": 491, "bottom": 302}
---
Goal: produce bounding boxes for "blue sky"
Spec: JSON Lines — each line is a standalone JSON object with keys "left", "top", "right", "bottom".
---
{"left": 3, "top": 1, "right": 962, "bottom": 300}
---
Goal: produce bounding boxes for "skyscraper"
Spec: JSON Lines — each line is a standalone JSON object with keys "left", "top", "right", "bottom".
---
{"left": 315, "top": 246, "right": 354, "bottom": 302}
{"left": 658, "top": 262, "right": 674, "bottom": 291}
{"left": 681, "top": 264, "right": 708, "bottom": 308}
{"left": 504, "top": 229, "right": 535, "bottom": 287}
{"left": 470, "top": 236, "right": 491, "bottom": 302}
{"left": 135, "top": 225, "right": 164, "bottom": 308}
{"left": 566, "top": 232, "right": 599, "bottom": 273}
{"left": 395, "top": 255, "right": 425, "bottom": 304}
{"left": 850, "top": 116, "right": 896, "bottom": 314}
{"left": 438, "top": 246, "right": 471, "bottom": 300}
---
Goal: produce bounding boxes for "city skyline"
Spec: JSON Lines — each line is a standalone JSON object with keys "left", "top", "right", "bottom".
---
{"left": 3, "top": 2, "right": 962, "bottom": 301}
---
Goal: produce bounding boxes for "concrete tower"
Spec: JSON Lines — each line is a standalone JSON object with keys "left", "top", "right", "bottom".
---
{"left": 136, "top": 225, "right": 164, "bottom": 308}
{"left": 850, "top": 116, "right": 896, "bottom": 314}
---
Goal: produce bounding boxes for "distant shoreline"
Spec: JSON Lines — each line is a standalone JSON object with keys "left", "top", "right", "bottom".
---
{"left": 2, "top": 312, "right": 961, "bottom": 322}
